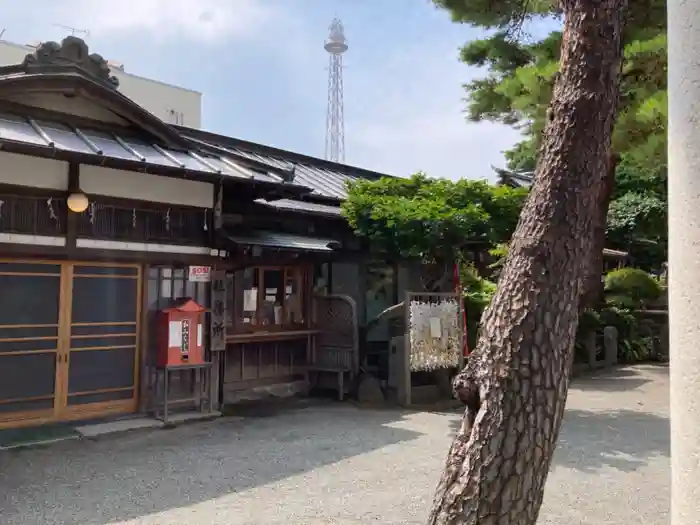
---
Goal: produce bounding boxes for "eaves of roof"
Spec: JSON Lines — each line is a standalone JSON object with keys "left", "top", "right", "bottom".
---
{"left": 0, "top": 111, "right": 310, "bottom": 198}
{"left": 176, "top": 126, "right": 393, "bottom": 201}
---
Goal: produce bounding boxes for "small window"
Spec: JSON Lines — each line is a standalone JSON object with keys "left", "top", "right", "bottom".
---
{"left": 313, "top": 262, "right": 330, "bottom": 294}
{"left": 232, "top": 265, "right": 308, "bottom": 332}
{"left": 147, "top": 266, "right": 211, "bottom": 312}
{"left": 146, "top": 265, "right": 211, "bottom": 366}
{"left": 168, "top": 109, "right": 185, "bottom": 125}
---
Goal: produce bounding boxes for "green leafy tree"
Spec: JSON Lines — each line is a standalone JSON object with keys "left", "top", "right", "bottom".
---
{"left": 456, "top": 1, "right": 668, "bottom": 279}
{"left": 608, "top": 32, "right": 667, "bottom": 270}
{"left": 426, "top": 1, "right": 628, "bottom": 524}
{"left": 341, "top": 173, "right": 527, "bottom": 262}
{"left": 607, "top": 151, "right": 667, "bottom": 270}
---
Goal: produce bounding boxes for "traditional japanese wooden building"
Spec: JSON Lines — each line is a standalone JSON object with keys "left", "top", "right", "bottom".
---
{"left": 0, "top": 36, "right": 332, "bottom": 428}
{"left": 197, "top": 142, "right": 431, "bottom": 403}
{"left": 0, "top": 36, "right": 436, "bottom": 429}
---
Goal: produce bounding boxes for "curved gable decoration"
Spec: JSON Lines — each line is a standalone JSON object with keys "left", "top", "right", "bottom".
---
{"left": 24, "top": 36, "right": 120, "bottom": 89}
{"left": 0, "top": 36, "right": 189, "bottom": 149}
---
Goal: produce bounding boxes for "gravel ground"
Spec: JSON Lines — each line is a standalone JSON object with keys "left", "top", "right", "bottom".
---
{"left": 0, "top": 365, "right": 669, "bottom": 525}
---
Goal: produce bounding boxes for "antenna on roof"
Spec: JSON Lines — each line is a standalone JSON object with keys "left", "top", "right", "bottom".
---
{"left": 0, "top": 29, "right": 6, "bottom": 40}
{"left": 53, "top": 24, "right": 90, "bottom": 38}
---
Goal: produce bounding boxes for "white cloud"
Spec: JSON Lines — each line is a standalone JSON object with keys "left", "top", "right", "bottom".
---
{"left": 1, "top": 0, "right": 276, "bottom": 43}
{"left": 74, "top": 0, "right": 274, "bottom": 42}
{"left": 0, "top": 1, "right": 521, "bottom": 181}
{"left": 343, "top": 34, "right": 521, "bottom": 181}
{"left": 274, "top": 15, "right": 522, "bottom": 182}
{"left": 349, "top": 111, "right": 520, "bottom": 181}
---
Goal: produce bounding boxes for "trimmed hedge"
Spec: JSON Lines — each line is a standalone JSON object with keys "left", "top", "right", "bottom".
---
{"left": 604, "top": 268, "right": 661, "bottom": 307}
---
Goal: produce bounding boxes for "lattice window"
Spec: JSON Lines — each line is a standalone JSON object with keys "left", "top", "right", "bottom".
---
{"left": 0, "top": 193, "right": 66, "bottom": 235}
{"left": 77, "top": 201, "right": 210, "bottom": 245}
{"left": 230, "top": 265, "right": 311, "bottom": 333}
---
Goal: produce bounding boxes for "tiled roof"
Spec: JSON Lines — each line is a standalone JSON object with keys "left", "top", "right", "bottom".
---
{"left": 494, "top": 167, "right": 534, "bottom": 188}
{"left": 226, "top": 147, "right": 357, "bottom": 200}
{"left": 0, "top": 36, "right": 378, "bottom": 203}
{"left": 603, "top": 248, "right": 629, "bottom": 258}
{"left": 0, "top": 112, "right": 281, "bottom": 184}
{"left": 178, "top": 129, "right": 388, "bottom": 201}
{"left": 254, "top": 198, "right": 344, "bottom": 217}
{"left": 223, "top": 229, "right": 340, "bottom": 252}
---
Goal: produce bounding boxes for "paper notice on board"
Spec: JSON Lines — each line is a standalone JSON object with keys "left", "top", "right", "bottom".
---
{"left": 197, "top": 324, "right": 203, "bottom": 347}
{"left": 243, "top": 288, "right": 258, "bottom": 312}
{"left": 168, "top": 321, "right": 183, "bottom": 347}
{"left": 429, "top": 317, "right": 442, "bottom": 339}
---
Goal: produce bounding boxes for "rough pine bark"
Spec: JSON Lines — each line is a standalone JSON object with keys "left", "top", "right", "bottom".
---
{"left": 426, "top": 2, "right": 627, "bottom": 524}
{"left": 580, "top": 152, "right": 619, "bottom": 310}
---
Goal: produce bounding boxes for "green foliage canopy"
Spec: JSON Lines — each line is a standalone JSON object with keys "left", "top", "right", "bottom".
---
{"left": 433, "top": 0, "right": 557, "bottom": 30}
{"left": 436, "top": 0, "right": 668, "bottom": 268}
{"left": 457, "top": 19, "right": 667, "bottom": 169}
{"left": 341, "top": 173, "right": 527, "bottom": 261}
{"left": 342, "top": 2, "right": 668, "bottom": 271}
{"left": 604, "top": 267, "right": 662, "bottom": 308}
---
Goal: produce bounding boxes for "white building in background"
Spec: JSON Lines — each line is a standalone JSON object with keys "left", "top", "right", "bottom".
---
{"left": 0, "top": 39, "right": 202, "bottom": 128}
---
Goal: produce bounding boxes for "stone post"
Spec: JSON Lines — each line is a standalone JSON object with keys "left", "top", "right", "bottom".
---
{"left": 668, "top": 2, "right": 700, "bottom": 522}
{"left": 603, "top": 325, "right": 618, "bottom": 366}
{"left": 585, "top": 331, "right": 597, "bottom": 370}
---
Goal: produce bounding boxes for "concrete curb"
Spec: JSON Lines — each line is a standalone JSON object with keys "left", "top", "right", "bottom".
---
{"left": 78, "top": 411, "right": 223, "bottom": 440}
{"left": 0, "top": 411, "right": 224, "bottom": 451}
{"left": 0, "top": 434, "right": 80, "bottom": 452}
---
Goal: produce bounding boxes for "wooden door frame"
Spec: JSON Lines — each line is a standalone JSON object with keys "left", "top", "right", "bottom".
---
{"left": 54, "top": 262, "right": 72, "bottom": 419}
{"left": 57, "top": 261, "right": 143, "bottom": 421}
{"left": 0, "top": 259, "right": 143, "bottom": 429}
{"left": 0, "top": 259, "right": 62, "bottom": 429}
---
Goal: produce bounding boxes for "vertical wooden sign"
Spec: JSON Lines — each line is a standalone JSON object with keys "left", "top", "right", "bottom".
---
{"left": 210, "top": 268, "right": 228, "bottom": 352}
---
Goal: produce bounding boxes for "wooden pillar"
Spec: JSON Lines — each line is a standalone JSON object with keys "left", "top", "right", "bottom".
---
{"left": 65, "top": 162, "right": 80, "bottom": 251}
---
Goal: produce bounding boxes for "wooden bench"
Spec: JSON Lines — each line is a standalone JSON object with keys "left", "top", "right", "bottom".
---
{"left": 308, "top": 345, "right": 356, "bottom": 400}
{"left": 309, "top": 294, "right": 359, "bottom": 401}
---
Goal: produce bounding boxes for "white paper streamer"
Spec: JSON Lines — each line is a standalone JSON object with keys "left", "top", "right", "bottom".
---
{"left": 408, "top": 298, "right": 461, "bottom": 372}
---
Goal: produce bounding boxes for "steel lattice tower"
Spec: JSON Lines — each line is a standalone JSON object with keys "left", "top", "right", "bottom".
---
{"left": 324, "top": 19, "right": 347, "bottom": 163}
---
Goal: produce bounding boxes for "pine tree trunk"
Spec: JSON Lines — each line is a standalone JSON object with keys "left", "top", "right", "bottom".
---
{"left": 426, "top": 2, "right": 627, "bottom": 524}
{"left": 580, "top": 152, "right": 619, "bottom": 310}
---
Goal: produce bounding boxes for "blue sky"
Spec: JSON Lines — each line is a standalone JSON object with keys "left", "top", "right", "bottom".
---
{"left": 0, "top": 0, "right": 525, "bottom": 181}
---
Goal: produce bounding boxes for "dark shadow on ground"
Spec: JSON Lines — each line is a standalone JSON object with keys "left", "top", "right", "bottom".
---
{"left": 554, "top": 408, "right": 668, "bottom": 472}
{"left": 444, "top": 364, "right": 669, "bottom": 473}
{"left": 0, "top": 401, "right": 420, "bottom": 525}
{"left": 446, "top": 406, "right": 668, "bottom": 474}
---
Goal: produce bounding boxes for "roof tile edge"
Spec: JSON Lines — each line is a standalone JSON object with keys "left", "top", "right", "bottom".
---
{"left": 174, "top": 124, "right": 392, "bottom": 181}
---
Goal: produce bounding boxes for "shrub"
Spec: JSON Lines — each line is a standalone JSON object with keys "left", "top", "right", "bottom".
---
{"left": 604, "top": 267, "right": 662, "bottom": 308}
{"left": 599, "top": 306, "right": 655, "bottom": 362}
{"left": 599, "top": 306, "right": 637, "bottom": 338}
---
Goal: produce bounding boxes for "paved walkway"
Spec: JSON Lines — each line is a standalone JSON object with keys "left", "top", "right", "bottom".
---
{"left": 0, "top": 365, "right": 669, "bottom": 524}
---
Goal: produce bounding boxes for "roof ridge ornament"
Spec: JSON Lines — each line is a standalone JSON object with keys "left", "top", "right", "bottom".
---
{"left": 22, "top": 36, "right": 119, "bottom": 90}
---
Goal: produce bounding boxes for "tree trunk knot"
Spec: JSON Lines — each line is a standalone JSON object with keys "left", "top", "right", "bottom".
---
{"left": 453, "top": 374, "right": 481, "bottom": 428}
